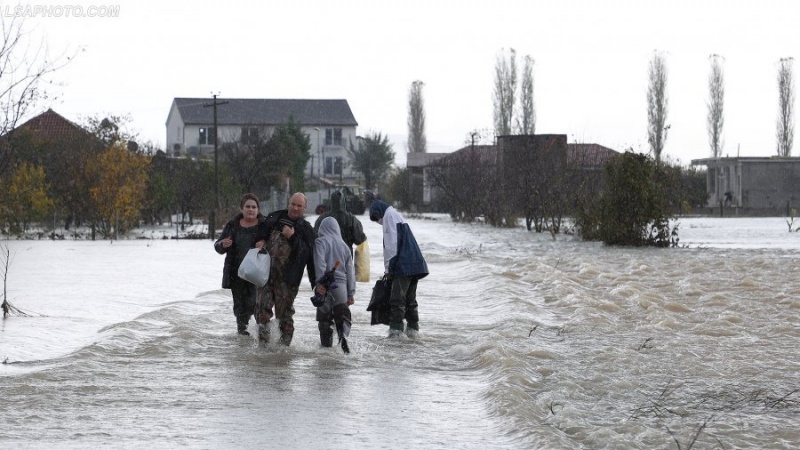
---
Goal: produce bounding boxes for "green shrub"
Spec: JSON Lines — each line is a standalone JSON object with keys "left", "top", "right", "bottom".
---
{"left": 577, "top": 151, "right": 677, "bottom": 247}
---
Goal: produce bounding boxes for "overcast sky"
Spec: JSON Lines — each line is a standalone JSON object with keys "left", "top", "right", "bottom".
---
{"left": 11, "top": 0, "right": 800, "bottom": 166}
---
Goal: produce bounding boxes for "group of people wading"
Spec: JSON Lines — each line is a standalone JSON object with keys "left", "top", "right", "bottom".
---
{"left": 214, "top": 191, "right": 428, "bottom": 353}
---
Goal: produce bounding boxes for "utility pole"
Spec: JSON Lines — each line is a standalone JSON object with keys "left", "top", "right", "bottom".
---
{"left": 204, "top": 93, "right": 228, "bottom": 239}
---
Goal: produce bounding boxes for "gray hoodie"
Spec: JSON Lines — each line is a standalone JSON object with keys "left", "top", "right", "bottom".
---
{"left": 314, "top": 217, "right": 356, "bottom": 298}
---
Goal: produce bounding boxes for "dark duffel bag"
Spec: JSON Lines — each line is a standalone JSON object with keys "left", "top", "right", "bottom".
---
{"left": 366, "top": 278, "right": 391, "bottom": 326}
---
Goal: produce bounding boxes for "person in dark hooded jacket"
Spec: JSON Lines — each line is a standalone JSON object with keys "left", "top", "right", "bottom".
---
{"left": 214, "top": 193, "right": 268, "bottom": 335}
{"left": 314, "top": 190, "right": 366, "bottom": 253}
{"left": 369, "top": 200, "right": 428, "bottom": 338}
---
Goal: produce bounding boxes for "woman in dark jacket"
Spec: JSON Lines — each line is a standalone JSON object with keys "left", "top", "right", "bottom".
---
{"left": 214, "top": 193, "right": 268, "bottom": 335}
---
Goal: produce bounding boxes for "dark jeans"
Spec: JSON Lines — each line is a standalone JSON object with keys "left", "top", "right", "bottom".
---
{"left": 389, "top": 275, "right": 419, "bottom": 331}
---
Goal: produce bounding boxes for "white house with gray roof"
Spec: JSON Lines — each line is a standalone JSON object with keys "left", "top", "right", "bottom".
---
{"left": 165, "top": 97, "right": 359, "bottom": 184}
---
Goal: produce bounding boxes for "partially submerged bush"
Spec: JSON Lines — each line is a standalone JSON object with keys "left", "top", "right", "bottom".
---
{"left": 576, "top": 151, "right": 678, "bottom": 247}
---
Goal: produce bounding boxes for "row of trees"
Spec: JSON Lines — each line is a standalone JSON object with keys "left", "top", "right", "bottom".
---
{"left": 426, "top": 136, "right": 706, "bottom": 246}
{"left": 493, "top": 48, "right": 536, "bottom": 137}
{"left": 0, "top": 113, "right": 324, "bottom": 238}
{"left": 0, "top": 112, "right": 405, "bottom": 238}
{"left": 1, "top": 125, "right": 152, "bottom": 237}
{"left": 649, "top": 51, "right": 796, "bottom": 160}
{"left": 486, "top": 46, "right": 795, "bottom": 161}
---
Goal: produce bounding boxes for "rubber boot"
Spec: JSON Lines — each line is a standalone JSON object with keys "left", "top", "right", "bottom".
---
{"left": 279, "top": 322, "right": 294, "bottom": 346}
{"left": 319, "top": 321, "right": 334, "bottom": 347}
{"left": 258, "top": 322, "right": 270, "bottom": 343}
{"left": 387, "top": 327, "right": 403, "bottom": 338}
{"left": 236, "top": 316, "right": 250, "bottom": 336}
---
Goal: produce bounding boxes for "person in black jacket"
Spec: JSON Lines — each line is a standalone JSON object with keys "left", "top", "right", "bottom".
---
{"left": 255, "top": 192, "right": 316, "bottom": 346}
{"left": 313, "top": 190, "right": 367, "bottom": 253}
{"left": 214, "top": 193, "right": 268, "bottom": 336}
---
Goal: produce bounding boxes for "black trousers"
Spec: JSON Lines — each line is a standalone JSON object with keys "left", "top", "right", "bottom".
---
{"left": 230, "top": 277, "right": 257, "bottom": 324}
{"left": 389, "top": 276, "right": 419, "bottom": 331}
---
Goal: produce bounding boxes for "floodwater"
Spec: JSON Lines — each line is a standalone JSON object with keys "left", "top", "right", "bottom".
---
{"left": 1, "top": 215, "right": 799, "bottom": 449}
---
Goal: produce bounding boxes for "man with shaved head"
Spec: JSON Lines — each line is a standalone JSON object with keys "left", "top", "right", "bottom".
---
{"left": 255, "top": 192, "right": 316, "bottom": 346}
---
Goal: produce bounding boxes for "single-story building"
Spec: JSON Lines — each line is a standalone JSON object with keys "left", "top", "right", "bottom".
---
{"left": 691, "top": 156, "right": 800, "bottom": 214}
{"left": 408, "top": 135, "right": 618, "bottom": 210}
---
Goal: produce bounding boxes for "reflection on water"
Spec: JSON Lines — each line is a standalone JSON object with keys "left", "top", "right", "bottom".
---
{"left": 1, "top": 216, "right": 799, "bottom": 448}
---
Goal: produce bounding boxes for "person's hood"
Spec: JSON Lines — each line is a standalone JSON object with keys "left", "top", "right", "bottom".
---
{"left": 369, "top": 200, "right": 390, "bottom": 222}
{"left": 318, "top": 216, "right": 343, "bottom": 239}
{"left": 330, "top": 191, "right": 346, "bottom": 212}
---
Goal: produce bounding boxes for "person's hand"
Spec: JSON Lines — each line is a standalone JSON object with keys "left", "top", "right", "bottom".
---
{"left": 347, "top": 296, "right": 354, "bottom": 306}
{"left": 281, "top": 224, "right": 295, "bottom": 239}
{"left": 221, "top": 237, "right": 233, "bottom": 249}
{"left": 255, "top": 239, "right": 266, "bottom": 249}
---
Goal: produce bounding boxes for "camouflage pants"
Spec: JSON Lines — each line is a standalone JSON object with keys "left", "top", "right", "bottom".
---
{"left": 256, "top": 279, "right": 299, "bottom": 340}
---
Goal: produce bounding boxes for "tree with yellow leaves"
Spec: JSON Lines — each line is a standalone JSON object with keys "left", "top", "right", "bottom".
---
{"left": 88, "top": 143, "right": 149, "bottom": 238}
{"left": 0, "top": 162, "right": 53, "bottom": 233}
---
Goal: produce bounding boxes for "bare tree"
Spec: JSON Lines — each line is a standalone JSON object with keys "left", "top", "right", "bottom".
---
{"left": 777, "top": 57, "right": 795, "bottom": 157}
{"left": 1, "top": 240, "right": 28, "bottom": 318}
{"left": 493, "top": 47, "right": 517, "bottom": 137}
{"left": 0, "top": 16, "right": 74, "bottom": 176}
{"left": 517, "top": 55, "right": 536, "bottom": 135}
{"left": 407, "top": 80, "right": 427, "bottom": 154}
{"left": 707, "top": 54, "right": 725, "bottom": 158}
{"left": 463, "top": 127, "right": 495, "bottom": 146}
{"left": 427, "top": 134, "right": 499, "bottom": 222}
{"left": 1, "top": 241, "right": 10, "bottom": 317}
{"left": 647, "top": 51, "right": 669, "bottom": 162}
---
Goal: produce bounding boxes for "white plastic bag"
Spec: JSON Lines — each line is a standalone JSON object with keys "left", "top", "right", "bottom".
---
{"left": 237, "top": 248, "right": 271, "bottom": 287}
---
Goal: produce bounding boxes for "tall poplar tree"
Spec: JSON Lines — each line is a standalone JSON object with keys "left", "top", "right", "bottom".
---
{"left": 776, "top": 57, "right": 795, "bottom": 157}
{"left": 493, "top": 48, "right": 517, "bottom": 137}
{"left": 707, "top": 55, "right": 725, "bottom": 158}
{"left": 407, "top": 80, "right": 427, "bottom": 153}
{"left": 517, "top": 55, "right": 536, "bottom": 135}
{"left": 647, "top": 52, "right": 669, "bottom": 162}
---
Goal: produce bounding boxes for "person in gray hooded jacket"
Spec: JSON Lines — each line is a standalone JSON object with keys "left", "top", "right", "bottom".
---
{"left": 313, "top": 217, "right": 356, "bottom": 353}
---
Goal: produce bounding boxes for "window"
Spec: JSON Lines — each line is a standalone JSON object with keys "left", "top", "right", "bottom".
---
{"left": 334, "top": 157, "right": 343, "bottom": 175}
{"left": 325, "top": 128, "right": 343, "bottom": 146}
{"left": 240, "top": 127, "right": 259, "bottom": 145}
{"left": 199, "top": 126, "right": 216, "bottom": 145}
{"left": 325, "top": 156, "right": 343, "bottom": 175}
{"left": 177, "top": 126, "right": 182, "bottom": 143}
